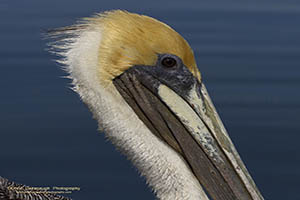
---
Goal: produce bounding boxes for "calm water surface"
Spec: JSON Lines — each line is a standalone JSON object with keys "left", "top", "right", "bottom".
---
{"left": 1, "top": 0, "right": 300, "bottom": 199}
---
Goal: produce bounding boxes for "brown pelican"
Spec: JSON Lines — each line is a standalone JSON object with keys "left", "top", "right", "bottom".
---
{"left": 0, "top": 10, "right": 263, "bottom": 200}
{"left": 49, "top": 10, "right": 264, "bottom": 200}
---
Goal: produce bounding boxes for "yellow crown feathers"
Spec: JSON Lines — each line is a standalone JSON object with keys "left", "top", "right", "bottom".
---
{"left": 86, "top": 10, "right": 201, "bottom": 82}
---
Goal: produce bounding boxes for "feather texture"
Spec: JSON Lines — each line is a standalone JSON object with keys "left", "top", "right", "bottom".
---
{"left": 48, "top": 10, "right": 208, "bottom": 200}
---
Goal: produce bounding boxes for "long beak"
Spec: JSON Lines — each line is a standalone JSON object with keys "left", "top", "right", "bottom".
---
{"left": 113, "top": 64, "right": 263, "bottom": 200}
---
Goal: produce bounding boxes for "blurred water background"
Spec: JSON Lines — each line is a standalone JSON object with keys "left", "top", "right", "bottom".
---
{"left": 1, "top": 0, "right": 300, "bottom": 199}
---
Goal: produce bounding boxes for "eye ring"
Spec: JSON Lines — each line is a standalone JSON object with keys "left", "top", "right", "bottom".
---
{"left": 161, "top": 57, "right": 177, "bottom": 68}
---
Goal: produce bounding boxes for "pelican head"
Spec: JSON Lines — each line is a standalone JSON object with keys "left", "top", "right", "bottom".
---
{"left": 49, "top": 10, "right": 263, "bottom": 200}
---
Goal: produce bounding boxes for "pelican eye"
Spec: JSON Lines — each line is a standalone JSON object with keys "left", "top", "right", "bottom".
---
{"left": 161, "top": 57, "right": 177, "bottom": 68}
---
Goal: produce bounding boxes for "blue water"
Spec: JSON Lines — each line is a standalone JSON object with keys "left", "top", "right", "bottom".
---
{"left": 1, "top": 0, "right": 300, "bottom": 199}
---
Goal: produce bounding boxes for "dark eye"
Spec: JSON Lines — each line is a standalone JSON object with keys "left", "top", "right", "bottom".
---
{"left": 161, "top": 57, "right": 177, "bottom": 68}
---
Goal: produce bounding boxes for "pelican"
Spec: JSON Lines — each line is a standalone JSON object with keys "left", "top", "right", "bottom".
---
{"left": 0, "top": 10, "right": 263, "bottom": 200}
